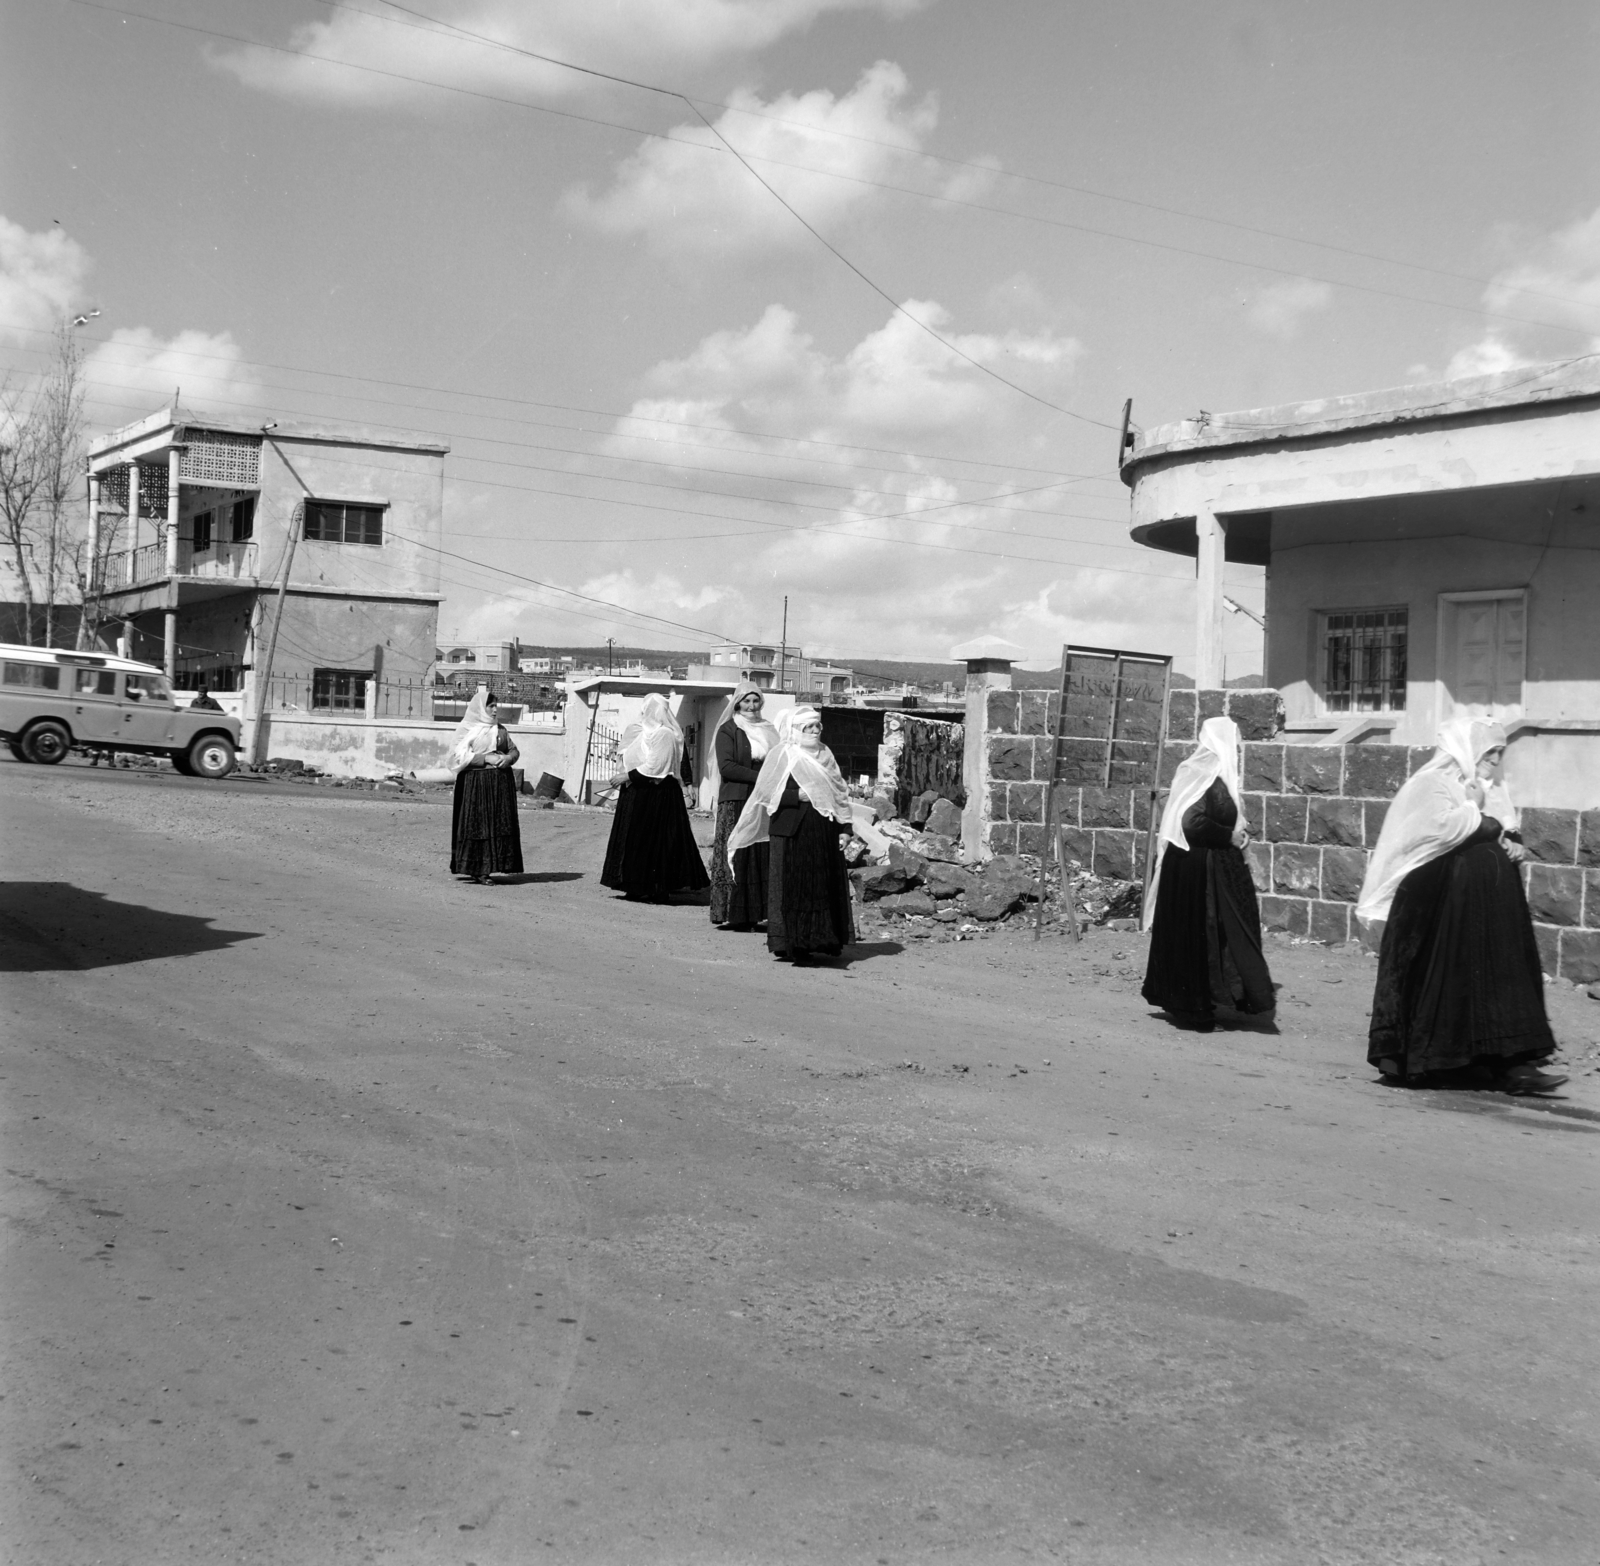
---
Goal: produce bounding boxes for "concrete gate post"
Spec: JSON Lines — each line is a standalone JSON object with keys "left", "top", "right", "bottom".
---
{"left": 951, "top": 636, "right": 1025, "bottom": 864}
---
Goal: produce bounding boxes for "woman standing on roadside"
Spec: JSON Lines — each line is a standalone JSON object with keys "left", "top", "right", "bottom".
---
{"left": 1141, "top": 715, "right": 1275, "bottom": 1030}
{"left": 600, "top": 692, "right": 711, "bottom": 903}
{"left": 707, "top": 682, "right": 779, "bottom": 930}
{"left": 728, "top": 706, "right": 855, "bottom": 962}
{"left": 448, "top": 689, "right": 523, "bottom": 886}
{"left": 1357, "top": 717, "right": 1563, "bottom": 1094}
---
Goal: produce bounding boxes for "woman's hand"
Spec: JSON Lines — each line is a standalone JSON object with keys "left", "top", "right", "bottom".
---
{"left": 1501, "top": 837, "right": 1527, "bottom": 863}
{"left": 1230, "top": 825, "right": 1250, "bottom": 849}
{"left": 1466, "top": 778, "right": 1487, "bottom": 807}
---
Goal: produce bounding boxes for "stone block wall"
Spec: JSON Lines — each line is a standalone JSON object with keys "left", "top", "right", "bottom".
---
{"left": 975, "top": 684, "right": 1600, "bottom": 983}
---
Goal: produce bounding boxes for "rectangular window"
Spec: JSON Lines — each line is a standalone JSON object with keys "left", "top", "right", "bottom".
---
{"left": 193, "top": 511, "right": 213, "bottom": 553}
{"left": 1322, "top": 608, "right": 1407, "bottom": 713}
{"left": 312, "top": 668, "right": 373, "bottom": 710}
{"left": 2, "top": 661, "right": 60, "bottom": 690}
{"left": 123, "top": 673, "right": 172, "bottom": 703}
{"left": 304, "top": 501, "right": 383, "bottom": 546}
{"left": 231, "top": 497, "right": 255, "bottom": 541}
{"left": 75, "top": 669, "right": 118, "bottom": 696}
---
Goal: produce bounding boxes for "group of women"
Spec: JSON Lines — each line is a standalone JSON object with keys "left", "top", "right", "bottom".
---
{"left": 598, "top": 685, "right": 855, "bottom": 962}
{"left": 1141, "top": 713, "right": 1565, "bottom": 1095}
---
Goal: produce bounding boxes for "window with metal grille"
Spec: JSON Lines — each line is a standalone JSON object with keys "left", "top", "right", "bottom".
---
{"left": 1322, "top": 608, "right": 1407, "bottom": 712}
{"left": 231, "top": 497, "right": 255, "bottom": 541}
{"left": 304, "top": 501, "right": 384, "bottom": 545}
{"left": 193, "top": 511, "right": 213, "bottom": 553}
{"left": 311, "top": 668, "right": 373, "bottom": 711}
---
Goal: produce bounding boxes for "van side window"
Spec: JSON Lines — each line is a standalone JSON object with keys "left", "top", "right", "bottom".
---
{"left": 3, "top": 661, "right": 60, "bottom": 691}
{"left": 124, "top": 674, "right": 171, "bottom": 703}
{"left": 76, "top": 669, "right": 118, "bottom": 696}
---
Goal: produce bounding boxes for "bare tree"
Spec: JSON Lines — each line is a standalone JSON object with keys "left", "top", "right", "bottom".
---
{"left": 0, "top": 322, "right": 90, "bottom": 646}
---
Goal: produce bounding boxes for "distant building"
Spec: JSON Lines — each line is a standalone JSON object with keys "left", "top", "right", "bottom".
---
{"left": 87, "top": 405, "right": 446, "bottom": 708}
{"left": 687, "top": 642, "right": 851, "bottom": 697}
{"left": 438, "top": 641, "right": 519, "bottom": 673}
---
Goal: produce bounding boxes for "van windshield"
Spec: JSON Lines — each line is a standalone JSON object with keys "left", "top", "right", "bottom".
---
{"left": 124, "top": 673, "right": 172, "bottom": 703}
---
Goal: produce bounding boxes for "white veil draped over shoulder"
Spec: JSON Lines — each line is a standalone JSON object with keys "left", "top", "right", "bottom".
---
{"left": 1354, "top": 716, "right": 1508, "bottom": 929}
{"left": 447, "top": 689, "right": 499, "bottom": 774}
{"left": 1140, "top": 716, "right": 1243, "bottom": 931}
{"left": 725, "top": 706, "right": 852, "bottom": 867}
{"left": 620, "top": 692, "right": 683, "bottom": 780}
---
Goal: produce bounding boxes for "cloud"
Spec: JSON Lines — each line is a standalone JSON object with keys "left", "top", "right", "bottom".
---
{"left": 214, "top": 0, "right": 926, "bottom": 105}
{"left": 86, "top": 328, "right": 266, "bottom": 424}
{"left": 1243, "top": 277, "right": 1332, "bottom": 340}
{"left": 1443, "top": 204, "right": 1600, "bottom": 379}
{"left": 437, "top": 298, "right": 1233, "bottom": 665}
{"left": 566, "top": 61, "right": 983, "bottom": 255}
{"left": 0, "top": 215, "right": 92, "bottom": 345}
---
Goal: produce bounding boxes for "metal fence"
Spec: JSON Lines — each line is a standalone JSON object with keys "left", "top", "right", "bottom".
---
{"left": 261, "top": 674, "right": 440, "bottom": 719}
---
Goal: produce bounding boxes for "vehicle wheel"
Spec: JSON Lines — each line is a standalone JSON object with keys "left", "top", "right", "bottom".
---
{"left": 6, "top": 740, "right": 26, "bottom": 763}
{"left": 187, "top": 733, "right": 236, "bottom": 779}
{"left": 170, "top": 750, "right": 194, "bottom": 776}
{"left": 21, "top": 721, "right": 71, "bottom": 765}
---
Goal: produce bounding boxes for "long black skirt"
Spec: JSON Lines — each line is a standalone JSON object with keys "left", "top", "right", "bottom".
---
{"left": 709, "top": 796, "right": 769, "bottom": 926}
{"left": 450, "top": 766, "right": 524, "bottom": 879}
{"left": 601, "top": 772, "right": 711, "bottom": 901}
{"left": 767, "top": 806, "right": 855, "bottom": 959}
{"left": 1142, "top": 842, "right": 1274, "bottom": 1018}
{"left": 1368, "top": 839, "right": 1554, "bottom": 1079}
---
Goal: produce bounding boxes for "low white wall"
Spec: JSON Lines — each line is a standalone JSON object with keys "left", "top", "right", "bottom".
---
{"left": 249, "top": 712, "right": 566, "bottom": 781}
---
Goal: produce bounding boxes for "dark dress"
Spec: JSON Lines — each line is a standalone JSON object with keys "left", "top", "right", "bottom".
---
{"left": 1367, "top": 818, "right": 1555, "bottom": 1082}
{"left": 449, "top": 728, "right": 524, "bottom": 879}
{"left": 601, "top": 770, "right": 712, "bottom": 902}
{"left": 1142, "top": 778, "right": 1274, "bottom": 1021}
{"left": 766, "top": 780, "right": 855, "bottom": 960}
{"left": 709, "top": 721, "right": 770, "bottom": 927}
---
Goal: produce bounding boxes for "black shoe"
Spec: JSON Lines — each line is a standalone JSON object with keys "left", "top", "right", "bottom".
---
{"left": 1500, "top": 1065, "right": 1568, "bottom": 1095}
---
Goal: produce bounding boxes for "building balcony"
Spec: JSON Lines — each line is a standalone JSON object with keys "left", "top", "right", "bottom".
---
{"left": 97, "top": 540, "right": 260, "bottom": 594}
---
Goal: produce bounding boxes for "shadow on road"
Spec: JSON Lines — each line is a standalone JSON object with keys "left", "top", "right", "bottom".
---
{"left": 0, "top": 882, "right": 262, "bottom": 972}
{"left": 484, "top": 872, "right": 585, "bottom": 886}
{"left": 834, "top": 940, "right": 904, "bottom": 966}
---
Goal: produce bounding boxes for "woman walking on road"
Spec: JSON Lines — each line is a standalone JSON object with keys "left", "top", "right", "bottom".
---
{"left": 600, "top": 693, "right": 711, "bottom": 903}
{"left": 448, "top": 689, "right": 523, "bottom": 885}
{"left": 1357, "top": 717, "right": 1563, "bottom": 1094}
{"left": 729, "top": 705, "right": 855, "bottom": 962}
{"left": 707, "top": 681, "right": 779, "bottom": 930}
{"left": 1141, "top": 715, "right": 1275, "bottom": 1030}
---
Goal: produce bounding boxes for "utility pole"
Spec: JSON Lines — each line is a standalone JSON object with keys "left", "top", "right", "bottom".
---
{"left": 607, "top": 637, "right": 614, "bottom": 675}
{"left": 779, "top": 596, "right": 788, "bottom": 692}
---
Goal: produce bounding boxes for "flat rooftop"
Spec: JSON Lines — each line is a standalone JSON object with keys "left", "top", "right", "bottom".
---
{"left": 90, "top": 404, "right": 450, "bottom": 458}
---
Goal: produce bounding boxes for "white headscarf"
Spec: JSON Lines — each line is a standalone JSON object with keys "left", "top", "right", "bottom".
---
{"left": 621, "top": 692, "right": 683, "bottom": 780}
{"left": 705, "top": 680, "right": 780, "bottom": 799}
{"left": 1141, "top": 717, "right": 1244, "bottom": 930}
{"left": 447, "top": 689, "right": 499, "bottom": 774}
{"left": 726, "top": 705, "right": 852, "bottom": 866}
{"left": 1355, "top": 716, "right": 1508, "bottom": 929}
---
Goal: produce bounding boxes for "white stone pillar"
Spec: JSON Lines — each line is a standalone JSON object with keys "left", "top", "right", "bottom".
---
{"left": 1196, "top": 505, "right": 1227, "bottom": 690}
{"left": 951, "top": 636, "right": 1025, "bottom": 864}
{"left": 164, "top": 449, "right": 181, "bottom": 679}
{"left": 81, "top": 474, "right": 101, "bottom": 648}
{"left": 124, "top": 461, "right": 140, "bottom": 579}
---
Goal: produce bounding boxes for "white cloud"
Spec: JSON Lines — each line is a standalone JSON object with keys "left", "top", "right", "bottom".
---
{"left": 566, "top": 62, "right": 981, "bottom": 255}
{"left": 440, "top": 298, "right": 1218, "bottom": 663}
{"left": 0, "top": 215, "right": 92, "bottom": 345}
{"left": 1443, "top": 204, "right": 1600, "bottom": 380}
{"left": 1243, "top": 277, "right": 1332, "bottom": 340}
{"left": 86, "top": 328, "right": 265, "bottom": 424}
{"left": 214, "top": 0, "right": 926, "bottom": 105}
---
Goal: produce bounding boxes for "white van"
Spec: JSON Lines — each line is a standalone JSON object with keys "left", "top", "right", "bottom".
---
{"left": 0, "top": 643, "right": 242, "bottom": 777}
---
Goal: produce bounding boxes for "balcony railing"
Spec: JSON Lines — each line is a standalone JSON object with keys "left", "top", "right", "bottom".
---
{"left": 95, "top": 539, "right": 260, "bottom": 593}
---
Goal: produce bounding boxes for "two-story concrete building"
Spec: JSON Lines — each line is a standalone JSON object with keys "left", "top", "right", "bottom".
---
{"left": 1123, "top": 357, "right": 1600, "bottom": 808}
{"left": 86, "top": 405, "right": 447, "bottom": 713}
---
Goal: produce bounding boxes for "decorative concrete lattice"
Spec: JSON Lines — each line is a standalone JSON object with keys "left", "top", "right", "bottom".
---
{"left": 98, "top": 464, "right": 168, "bottom": 518}
{"left": 180, "top": 430, "right": 261, "bottom": 489}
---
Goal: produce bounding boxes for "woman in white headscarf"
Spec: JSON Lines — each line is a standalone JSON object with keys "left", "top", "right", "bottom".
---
{"left": 600, "top": 692, "right": 711, "bottom": 903}
{"left": 728, "top": 705, "right": 856, "bottom": 961}
{"left": 707, "top": 680, "right": 781, "bottom": 930}
{"left": 1359, "top": 716, "right": 1562, "bottom": 1093}
{"left": 1140, "top": 716, "right": 1275, "bottom": 1029}
{"left": 448, "top": 688, "right": 523, "bottom": 885}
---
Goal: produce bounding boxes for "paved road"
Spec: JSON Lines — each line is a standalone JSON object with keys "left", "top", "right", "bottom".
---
{"left": 3, "top": 760, "right": 1597, "bottom": 1566}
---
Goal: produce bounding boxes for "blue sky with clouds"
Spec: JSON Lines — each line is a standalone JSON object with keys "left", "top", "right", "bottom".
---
{"left": 3, "top": 0, "right": 1597, "bottom": 674}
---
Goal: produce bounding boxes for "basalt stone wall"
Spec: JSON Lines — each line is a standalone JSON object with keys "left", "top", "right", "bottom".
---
{"left": 977, "top": 685, "right": 1600, "bottom": 983}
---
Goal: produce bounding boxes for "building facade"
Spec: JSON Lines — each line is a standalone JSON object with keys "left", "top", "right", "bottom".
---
{"left": 1123, "top": 358, "right": 1600, "bottom": 808}
{"left": 86, "top": 407, "right": 447, "bottom": 714}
